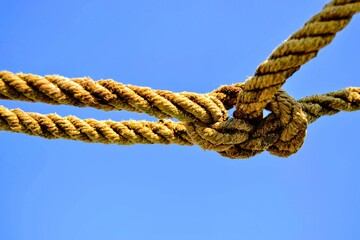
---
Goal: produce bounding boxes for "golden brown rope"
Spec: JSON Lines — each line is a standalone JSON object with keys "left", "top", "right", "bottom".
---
{"left": 0, "top": 71, "right": 227, "bottom": 124}
{"left": 0, "top": 0, "right": 359, "bottom": 159}
{"left": 1, "top": 84, "right": 360, "bottom": 158}
{"left": 234, "top": 0, "right": 360, "bottom": 121}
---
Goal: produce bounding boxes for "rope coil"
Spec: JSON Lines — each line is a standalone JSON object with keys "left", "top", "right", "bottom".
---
{"left": 1, "top": 0, "right": 359, "bottom": 159}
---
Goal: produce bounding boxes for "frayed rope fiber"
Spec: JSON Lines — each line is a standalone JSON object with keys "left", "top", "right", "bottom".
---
{"left": 1, "top": 0, "right": 360, "bottom": 159}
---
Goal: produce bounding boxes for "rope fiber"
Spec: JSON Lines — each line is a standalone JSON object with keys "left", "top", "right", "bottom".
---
{"left": 1, "top": 0, "right": 359, "bottom": 159}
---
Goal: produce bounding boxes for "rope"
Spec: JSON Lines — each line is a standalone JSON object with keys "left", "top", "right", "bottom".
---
{"left": 234, "top": 0, "right": 360, "bottom": 121}
{"left": 0, "top": 0, "right": 359, "bottom": 159}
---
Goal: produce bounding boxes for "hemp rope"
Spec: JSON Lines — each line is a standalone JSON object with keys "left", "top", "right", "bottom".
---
{"left": 0, "top": 0, "right": 359, "bottom": 159}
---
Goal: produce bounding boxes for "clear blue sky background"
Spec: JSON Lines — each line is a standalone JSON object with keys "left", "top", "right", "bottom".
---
{"left": 1, "top": 0, "right": 359, "bottom": 239}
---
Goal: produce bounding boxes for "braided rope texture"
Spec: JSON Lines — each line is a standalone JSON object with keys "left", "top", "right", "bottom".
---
{"left": 0, "top": 0, "right": 359, "bottom": 159}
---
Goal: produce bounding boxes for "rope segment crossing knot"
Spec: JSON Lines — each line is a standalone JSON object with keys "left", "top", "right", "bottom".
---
{"left": 0, "top": 0, "right": 360, "bottom": 159}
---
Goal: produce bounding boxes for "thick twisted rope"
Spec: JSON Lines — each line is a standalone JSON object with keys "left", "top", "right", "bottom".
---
{"left": 1, "top": 80, "right": 359, "bottom": 158}
{"left": 0, "top": 0, "right": 359, "bottom": 159}
{"left": 234, "top": 0, "right": 360, "bottom": 121}
{"left": 0, "top": 71, "right": 227, "bottom": 124}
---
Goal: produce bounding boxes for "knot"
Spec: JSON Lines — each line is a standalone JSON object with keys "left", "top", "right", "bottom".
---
{"left": 188, "top": 88, "right": 308, "bottom": 159}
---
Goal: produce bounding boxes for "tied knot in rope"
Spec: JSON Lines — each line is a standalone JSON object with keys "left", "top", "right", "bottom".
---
{"left": 186, "top": 86, "right": 307, "bottom": 159}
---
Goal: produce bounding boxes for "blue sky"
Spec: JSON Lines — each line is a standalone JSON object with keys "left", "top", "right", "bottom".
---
{"left": 1, "top": 0, "right": 359, "bottom": 239}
